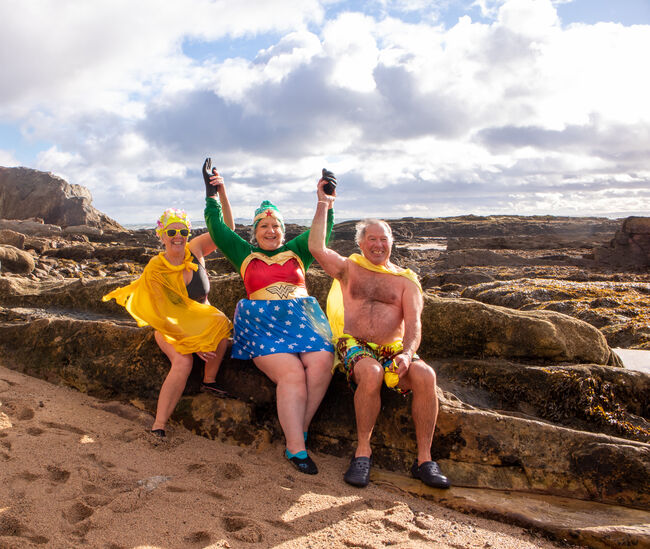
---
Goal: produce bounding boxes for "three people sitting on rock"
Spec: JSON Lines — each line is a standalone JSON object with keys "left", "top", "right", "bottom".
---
{"left": 105, "top": 160, "right": 450, "bottom": 489}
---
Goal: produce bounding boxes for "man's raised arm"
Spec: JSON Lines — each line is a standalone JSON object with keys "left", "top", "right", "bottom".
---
{"left": 308, "top": 178, "right": 346, "bottom": 280}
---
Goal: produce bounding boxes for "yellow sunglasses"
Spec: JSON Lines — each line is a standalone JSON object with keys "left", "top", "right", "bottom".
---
{"left": 165, "top": 228, "right": 189, "bottom": 237}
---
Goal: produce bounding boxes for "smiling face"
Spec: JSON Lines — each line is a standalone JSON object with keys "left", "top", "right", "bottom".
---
{"left": 255, "top": 217, "right": 284, "bottom": 251}
{"left": 358, "top": 222, "right": 393, "bottom": 266}
{"left": 160, "top": 221, "right": 189, "bottom": 252}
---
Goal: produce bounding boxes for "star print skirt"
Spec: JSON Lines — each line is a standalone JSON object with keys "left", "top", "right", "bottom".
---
{"left": 231, "top": 297, "right": 334, "bottom": 360}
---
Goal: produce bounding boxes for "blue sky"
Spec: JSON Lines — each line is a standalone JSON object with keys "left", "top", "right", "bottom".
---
{"left": 1, "top": 0, "right": 649, "bottom": 225}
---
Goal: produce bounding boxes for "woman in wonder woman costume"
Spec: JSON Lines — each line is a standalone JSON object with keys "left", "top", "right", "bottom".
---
{"left": 202, "top": 158, "right": 334, "bottom": 475}
{"left": 103, "top": 196, "right": 235, "bottom": 439}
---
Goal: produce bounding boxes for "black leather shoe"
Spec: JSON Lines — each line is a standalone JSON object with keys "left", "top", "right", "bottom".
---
{"left": 344, "top": 456, "right": 372, "bottom": 487}
{"left": 411, "top": 460, "right": 450, "bottom": 489}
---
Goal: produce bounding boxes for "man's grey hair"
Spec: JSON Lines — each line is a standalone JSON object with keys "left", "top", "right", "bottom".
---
{"left": 354, "top": 219, "right": 393, "bottom": 246}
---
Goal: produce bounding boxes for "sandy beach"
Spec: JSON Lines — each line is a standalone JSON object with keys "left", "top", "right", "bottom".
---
{"left": 0, "top": 364, "right": 574, "bottom": 549}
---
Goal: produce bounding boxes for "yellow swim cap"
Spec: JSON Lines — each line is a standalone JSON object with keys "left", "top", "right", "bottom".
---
{"left": 156, "top": 208, "right": 191, "bottom": 236}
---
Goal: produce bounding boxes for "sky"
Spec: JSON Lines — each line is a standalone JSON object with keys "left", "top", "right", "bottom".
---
{"left": 1, "top": 0, "right": 649, "bottom": 226}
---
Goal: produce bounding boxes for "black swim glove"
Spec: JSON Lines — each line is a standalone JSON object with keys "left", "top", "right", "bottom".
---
{"left": 321, "top": 168, "right": 337, "bottom": 195}
{"left": 203, "top": 157, "right": 218, "bottom": 198}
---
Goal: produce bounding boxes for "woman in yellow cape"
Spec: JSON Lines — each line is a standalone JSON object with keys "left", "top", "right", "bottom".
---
{"left": 103, "top": 197, "right": 234, "bottom": 439}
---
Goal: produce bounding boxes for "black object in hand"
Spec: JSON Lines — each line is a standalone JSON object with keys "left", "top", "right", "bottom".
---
{"left": 203, "top": 157, "right": 218, "bottom": 197}
{"left": 322, "top": 168, "right": 337, "bottom": 195}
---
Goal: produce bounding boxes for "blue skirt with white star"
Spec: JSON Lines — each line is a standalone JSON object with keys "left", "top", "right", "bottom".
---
{"left": 231, "top": 297, "right": 334, "bottom": 360}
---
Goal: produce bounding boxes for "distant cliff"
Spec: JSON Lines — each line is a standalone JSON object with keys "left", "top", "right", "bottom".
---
{"left": 0, "top": 166, "right": 123, "bottom": 230}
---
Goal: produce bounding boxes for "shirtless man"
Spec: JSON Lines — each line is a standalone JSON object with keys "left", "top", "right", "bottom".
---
{"left": 308, "top": 179, "right": 450, "bottom": 489}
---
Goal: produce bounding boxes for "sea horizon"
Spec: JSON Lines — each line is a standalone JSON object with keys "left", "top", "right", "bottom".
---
{"left": 121, "top": 211, "right": 639, "bottom": 231}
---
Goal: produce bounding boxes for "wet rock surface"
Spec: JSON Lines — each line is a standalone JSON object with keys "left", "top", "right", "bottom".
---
{"left": 0, "top": 195, "right": 648, "bottom": 547}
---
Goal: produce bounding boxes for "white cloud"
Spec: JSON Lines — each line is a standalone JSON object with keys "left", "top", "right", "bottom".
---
{"left": 323, "top": 13, "right": 379, "bottom": 92}
{"left": 1, "top": 0, "right": 649, "bottom": 222}
{"left": 0, "top": 150, "right": 19, "bottom": 167}
{"left": 498, "top": 0, "right": 559, "bottom": 37}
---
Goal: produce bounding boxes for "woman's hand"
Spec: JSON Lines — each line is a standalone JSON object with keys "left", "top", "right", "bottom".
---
{"left": 197, "top": 350, "right": 218, "bottom": 361}
{"left": 317, "top": 177, "right": 336, "bottom": 208}
{"left": 202, "top": 158, "right": 223, "bottom": 197}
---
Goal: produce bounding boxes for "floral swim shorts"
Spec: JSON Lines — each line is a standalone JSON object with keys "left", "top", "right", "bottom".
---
{"left": 335, "top": 334, "right": 418, "bottom": 395}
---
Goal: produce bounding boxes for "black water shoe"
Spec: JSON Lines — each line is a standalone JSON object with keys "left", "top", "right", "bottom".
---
{"left": 344, "top": 456, "right": 372, "bottom": 487}
{"left": 287, "top": 454, "right": 318, "bottom": 475}
{"left": 410, "top": 460, "right": 450, "bottom": 489}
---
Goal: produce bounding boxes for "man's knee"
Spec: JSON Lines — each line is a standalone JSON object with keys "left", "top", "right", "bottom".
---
{"left": 351, "top": 358, "right": 383, "bottom": 388}
{"left": 409, "top": 360, "right": 436, "bottom": 389}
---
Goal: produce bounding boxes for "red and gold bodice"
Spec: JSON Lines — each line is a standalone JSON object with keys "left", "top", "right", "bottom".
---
{"left": 241, "top": 251, "right": 309, "bottom": 300}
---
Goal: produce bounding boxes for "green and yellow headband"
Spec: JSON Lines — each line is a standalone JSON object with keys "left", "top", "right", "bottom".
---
{"left": 156, "top": 208, "right": 191, "bottom": 236}
{"left": 253, "top": 200, "right": 284, "bottom": 231}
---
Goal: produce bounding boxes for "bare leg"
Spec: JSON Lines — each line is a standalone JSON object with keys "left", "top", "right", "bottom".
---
{"left": 203, "top": 338, "right": 230, "bottom": 383}
{"left": 254, "top": 353, "right": 308, "bottom": 454}
{"left": 152, "top": 331, "right": 193, "bottom": 431}
{"left": 350, "top": 358, "right": 384, "bottom": 458}
{"left": 399, "top": 359, "right": 438, "bottom": 464}
{"left": 299, "top": 350, "right": 333, "bottom": 432}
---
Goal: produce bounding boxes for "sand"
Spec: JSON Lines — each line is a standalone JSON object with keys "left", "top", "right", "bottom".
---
{"left": 0, "top": 365, "right": 572, "bottom": 549}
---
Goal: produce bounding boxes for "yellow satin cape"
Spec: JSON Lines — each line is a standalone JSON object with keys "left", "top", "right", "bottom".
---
{"left": 326, "top": 253, "right": 422, "bottom": 339}
{"left": 102, "top": 246, "right": 232, "bottom": 354}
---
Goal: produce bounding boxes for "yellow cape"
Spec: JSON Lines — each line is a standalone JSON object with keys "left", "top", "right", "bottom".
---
{"left": 102, "top": 246, "right": 232, "bottom": 354}
{"left": 326, "top": 253, "right": 422, "bottom": 339}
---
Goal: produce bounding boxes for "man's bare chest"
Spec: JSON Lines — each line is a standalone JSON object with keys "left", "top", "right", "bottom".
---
{"left": 346, "top": 267, "right": 402, "bottom": 306}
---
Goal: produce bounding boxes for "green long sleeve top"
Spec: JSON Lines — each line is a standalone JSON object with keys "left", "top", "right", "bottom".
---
{"left": 204, "top": 197, "right": 334, "bottom": 276}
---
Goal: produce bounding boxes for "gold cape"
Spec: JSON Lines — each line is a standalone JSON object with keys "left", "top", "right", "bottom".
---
{"left": 326, "top": 253, "right": 422, "bottom": 339}
{"left": 102, "top": 246, "right": 232, "bottom": 354}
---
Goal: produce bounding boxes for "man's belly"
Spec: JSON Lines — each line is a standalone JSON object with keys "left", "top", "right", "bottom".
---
{"left": 343, "top": 302, "right": 404, "bottom": 344}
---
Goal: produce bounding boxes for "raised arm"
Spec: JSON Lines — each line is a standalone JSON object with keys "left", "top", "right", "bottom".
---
{"left": 217, "top": 182, "right": 235, "bottom": 231}
{"left": 191, "top": 159, "right": 237, "bottom": 260}
{"left": 203, "top": 157, "right": 235, "bottom": 230}
{"left": 308, "top": 178, "right": 346, "bottom": 280}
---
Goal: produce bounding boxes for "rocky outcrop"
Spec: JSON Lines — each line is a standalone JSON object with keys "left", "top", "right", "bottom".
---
{"left": 595, "top": 216, "right": 650, "bottom": 269}
{"left": 0, "top": 245, "right": 35, "bottom": 274}
{"left": 439, "top": 249, "right": 589, "bottom": 268}
{"left": 421, "top": 295, "right": 620, "bottom": 365}
{"left": 0, "top": 304, "right": 647, "bottom": 512}
{"left": 447, "top": 235, "right": 609, "bottom": 251}
{"left": 333, "top": 215, "right": 620, "bottom": 240}
{"left": 0, "top": 229, "right": 25, "bottom": 248}
{"left": 0, "top": 218, "right": 63, "bottom": 236}
{"left": 2, "top": 274, "right": 646, "bottom": 506}
{"left": 462, "top": 279, "right": 650, "bottom": 350}
{"left": 0, "top": 167, "right": 124, "bottom": 231}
